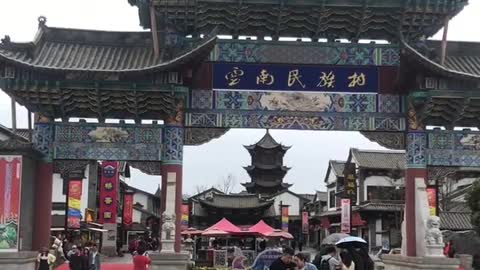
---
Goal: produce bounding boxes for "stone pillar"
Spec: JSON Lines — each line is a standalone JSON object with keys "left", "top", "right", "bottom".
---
{"left": 405, "top": 130, "right": 427, "bottom": 257}
{"left": 160, "top": 124, "right": 184, "bottom": 253}
{"left": 32, "top": 115, "right": 54, "bottom": 251}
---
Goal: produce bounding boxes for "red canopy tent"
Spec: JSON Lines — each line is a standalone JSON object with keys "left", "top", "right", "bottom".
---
{"left": 181, "top": 227, "right": 204, "bottom": 236}
{"left": 266, "top": 229, "right": 294, "bottom": 240}
{"left": 248, "top": 220, "right": 275, "bottom": 236}
{"left": 202, "top": 218, "right": 242, "bottom": 236}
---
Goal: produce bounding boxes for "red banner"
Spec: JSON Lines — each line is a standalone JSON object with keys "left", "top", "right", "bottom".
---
{"left": 99, "top": 161, "right": 119, "bottom": 224}
{"left": 302, "top": 212, "right": 309, "bottom": 234}
{"left": 426, "top": 187, "right": 437, "bottom": 216}
{"left": 341, "top": 199, "right": 351, "bottom": 234}
{"left": 281, "top": 206, "right": 289, "bottom": 232}
{"left": 181, "top": 204, "right": 189, "bottom": 231}
{"left": 123, "top": 193, "right": 133, "bottom": 225}
{"left": 0, "top": 156, "right": 22, "bottom": 251}
{"left": 67, "top": 180, "right": 82, "bottom": 229}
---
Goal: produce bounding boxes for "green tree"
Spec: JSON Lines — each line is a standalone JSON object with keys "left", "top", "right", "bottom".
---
{"left": 466, "top": 180, "right": 480, "bottom": 233}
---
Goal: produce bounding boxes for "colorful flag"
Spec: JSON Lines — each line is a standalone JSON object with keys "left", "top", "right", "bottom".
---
{"left": 0, "top": 156, "right": 22, "bottom": 251}
{"left": 341, "top": 199, "right": 351, "bottom": 234}
{"left": 281, "top": 206, "right": 289, "bottom": 232}
{"left": 67, "top": 180, "right": 82, "bottom": 229}
{"left": 181, "top": 204, "right": 189, "bottom": 230}
{"left": 123, "top": 193, "right": 133, "bottom": 225}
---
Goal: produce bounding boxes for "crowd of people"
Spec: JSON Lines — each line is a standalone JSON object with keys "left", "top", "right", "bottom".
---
{"left": 269, "top": 245, "right": 374, "bottom": 270}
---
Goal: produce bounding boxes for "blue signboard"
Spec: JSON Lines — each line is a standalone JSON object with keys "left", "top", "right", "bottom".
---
{"left": 213, "top": 63, "right": 379, "bottom": 93}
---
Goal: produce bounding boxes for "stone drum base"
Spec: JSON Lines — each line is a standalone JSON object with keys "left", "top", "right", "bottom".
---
{"left": 149, "top": 251, "right": 190, "bottom": 270}
{"left": 0, "top": 251, "right": 37, "bottom": 270}
{"left": 382, "top": 255, "right": 460, "bottom": 270}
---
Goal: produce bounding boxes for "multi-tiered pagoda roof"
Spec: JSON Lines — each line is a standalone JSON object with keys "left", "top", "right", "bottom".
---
{"left": 242, "top": 130, "right": 292, "bottom": 195}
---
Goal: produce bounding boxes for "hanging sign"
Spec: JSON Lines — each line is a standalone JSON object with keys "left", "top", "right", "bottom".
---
{"left": 426, "top": 187, "right": 437, "bottom": 216}
{"left": 344, "top": 163, "right": 357, "bottom": 204}
{"left": 0, "top": 156, "right": 22, "bottom": 251}
{"left": 281, "top": 206, "right": 289, "bottom": 232}
{"left": 213, "top": 63, "right": 379, "bottom": 93}
{"left": 181, "top": 204, "right": 189, "bottom": 231}
{"left": 302, "top": 212, "right": 309, "bottom": 234}
{"left": 67, "top": 180, "right": 82, "bottom": 229}
{"left": 341, "top": 199, "right": 351, "bottom": 234}
{"left": 85, "top": 208, "right": 95, "bottom": 223}
{"left": 123, "top": 193, "right": 133, "bottom": 225}
{"left": 99, "top": 161, "right": 119, "bottom": 224}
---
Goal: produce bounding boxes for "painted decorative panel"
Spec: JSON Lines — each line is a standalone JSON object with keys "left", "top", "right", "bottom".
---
{"left": 162, "top": 126, "right": 184, "bottom": 164}
{"left": 53, "top": 123, "right": 163, "bottom": 161}
{"left": 427, "top": 131, "right": 480, "bottom": 167}
{"left": 190, "top": 90, "right": 403, "bottom": 114}
{"left": 210, "top": 41, "right": 400, "bottom": 66}
{"left": 213, "top": 63, "right": 379, "bottom": 93}
{"left": 185, "top": 112, "right": 405, "bottom": 131}
{"left": 406, "top": 132, "right": 427, "bottom": 168}
{"left": 32, "top": 123, "right": 54, "bottom": 162}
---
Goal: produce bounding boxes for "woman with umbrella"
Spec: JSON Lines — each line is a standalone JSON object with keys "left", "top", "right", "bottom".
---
{"left": 335, "top": 236, "right": 373, "bottom": 270}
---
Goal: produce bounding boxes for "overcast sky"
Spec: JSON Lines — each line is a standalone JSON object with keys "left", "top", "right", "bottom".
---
{"left": 1, "top": 1, "right": 479, "bottom": 195}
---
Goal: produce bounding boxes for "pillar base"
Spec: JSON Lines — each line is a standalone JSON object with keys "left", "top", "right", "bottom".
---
{"left": 161, "top": 240, "right": 176, "bottom": 253}
{"left": 382, "top": 255, "right": 459, "bottom": 270}
{"left": 149, "top": 251, "right": 190, "bottom": 270}
{"left": 0, "top": 251, "right": 37, "bottom": 270}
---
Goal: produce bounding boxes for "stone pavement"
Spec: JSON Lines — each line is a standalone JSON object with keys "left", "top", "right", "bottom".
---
{"left": 56, "top": 255, "right": 135, "bottom": 270}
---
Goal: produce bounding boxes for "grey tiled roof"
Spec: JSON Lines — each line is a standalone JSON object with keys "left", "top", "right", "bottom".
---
{"left": 330, "top": 160, "right": 346, "bottom": 176}
{"left": 245, "top": 130, "right": 290, "bottom": 150}
{"left": 0, "top": 26, "right": 216, "bottom": 72}
{"left": 427, "top": 40, "right": 480, "bottom": 76}
{"left": 299, "top": 193, "right": 316, "bottom": 202}
{"left": 199, "top": 193, "right": 274, "bottom": 209}
{"left": 315, "top": 191, "right": 327, "bottom": 202}
{"left": 351, "top": 148, "right": 405, "bottom": 170}
{"left": 358, "top": 202, "right": 404, "bottom": 212}
{"left": 440, "top": 212, "right": 473, "bottom": 231}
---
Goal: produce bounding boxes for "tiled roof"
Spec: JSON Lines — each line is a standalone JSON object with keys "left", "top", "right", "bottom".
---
{"left": 330, "top": 160, "right": 346, "bottom": 176}
{"left": 440, "top": 212, "right": 473, "bottom": 231}
{"left": 0, "top": 25, "right": 216, "bottom": 72}
{"left": 199, "top": 193, "right": 274, "bottom": 209}
{"left": 358, "top": 202, "right": 404, "bottom": 212}
{"left": 351, "top": 148, "right": 405, "bottom": 170}
{"left": 315, "top": 191, "right": 327, "bottom": 202}
{"left": 245, "top": 130, "right": 290, "bottom": 150}
{"left": 299, "top": 193, "right": 316, "bottom": 202}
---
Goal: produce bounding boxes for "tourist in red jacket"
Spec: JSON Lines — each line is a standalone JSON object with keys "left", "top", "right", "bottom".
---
{"left": 133, "top": 247, "right": 151, "bottom": 270}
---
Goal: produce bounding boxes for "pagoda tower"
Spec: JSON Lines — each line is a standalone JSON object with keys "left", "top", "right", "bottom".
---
{"left": 242, "top": 130, "right": 292, "bottom": 195}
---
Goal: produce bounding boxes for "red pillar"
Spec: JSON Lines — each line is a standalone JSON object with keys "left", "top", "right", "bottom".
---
{"left": 405, "top": 131, "right": 427, "bottom": 256}
{"left": 33, "top": 161, "right": 53, "bottom": 250}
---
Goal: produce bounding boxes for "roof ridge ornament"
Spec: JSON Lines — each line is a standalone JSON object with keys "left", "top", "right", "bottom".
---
{"left": 38, "top": 16, "right": 47, "bottom": 28}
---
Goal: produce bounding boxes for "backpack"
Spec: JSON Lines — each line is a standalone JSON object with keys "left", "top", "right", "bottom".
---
{"left": 319, "top": 257, "right": 332, "bottom": 270}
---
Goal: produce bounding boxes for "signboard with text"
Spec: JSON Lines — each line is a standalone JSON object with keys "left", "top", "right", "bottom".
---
{"left": 213, "top": 63, "right": 379, "bottom": 93}
{"left": 341, "top": 199, "right": 351, "bottom": 234}
{"left": 302, "top": 212, "right": 309, "bottom": 234}
{"left": 344, "top": 163, "right": 357, "bottom": 204}
{"left": 99, "top": 161, "right": 119, "bottom": 224}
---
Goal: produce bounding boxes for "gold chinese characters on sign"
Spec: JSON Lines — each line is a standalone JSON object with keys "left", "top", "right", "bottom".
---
{"left": 256, "top": 69, "right": 274, "bottom": 85}
{"left": 225, "top": 67, "right": 244, "bottom": 86}
{"left": 317, "top": 71, "right": 336, "bottom": 88}
{"left": 348, "top": 72, "right": 366, "bottom": 88}
{"left": 287, "top": 69, "right": 306, "bottom": 88}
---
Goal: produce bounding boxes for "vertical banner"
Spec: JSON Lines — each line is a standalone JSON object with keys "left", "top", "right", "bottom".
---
{"left": 99, "top": 161, "right": 119, "bottom": 224}
{"left": 0, "top": 156, "right": 21, "bottom": 251}
{"left": 181, "top": 204, "right": 189, "bottom": 231}
{"left": 302, "top": 212, "right": 309, "bottom": 234}
{"left": 344, "top": 163, "right": 357, "bottom": 204}
{"left": 281, "top": 206, "right": 289, "bottom": 232}
{"left": 426, "top": 187, "right": 437, "bottom": 216}
{"left": 67, "top": 180, "right": 82, "bottom": 229}
{"left": 341, "top": 199, "right": 351, "bottom": 234}
{"left": 123, "top": 193, "right": 133, "bottom": 225}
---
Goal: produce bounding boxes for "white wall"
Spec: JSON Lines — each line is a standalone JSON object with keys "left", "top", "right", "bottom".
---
{"left": 51, "top": 173, "right": 65, "bottom": 203}
{"left": 133, "top": 209, "right": 142, "bottom": 223}
{"left": 0, "top": 133, "right": 9, "bottom": 141}
{"left": 326, "top": 170, "right": 337, "bottom": 185}
{"left": 134, "top": 193, "right": 149, "bottom": 209}
{"left": 363, "top": 175, "right": 403, "bottom": 201}
{"left": 273, "top": 192, "right": 300, "bottom": 216}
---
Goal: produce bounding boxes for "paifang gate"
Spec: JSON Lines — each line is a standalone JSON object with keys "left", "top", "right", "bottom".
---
{"left": 0, "top": 0, "right": 479, "bottom": 257}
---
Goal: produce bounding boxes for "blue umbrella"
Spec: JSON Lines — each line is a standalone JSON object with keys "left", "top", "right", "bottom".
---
{"left": 335, "top": 236, "right": 368, "bottom": 249}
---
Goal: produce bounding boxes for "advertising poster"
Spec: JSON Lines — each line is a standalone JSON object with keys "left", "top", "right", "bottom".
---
{"left": 0, "top": 156, "right": 22, "bottom": 251}
{"left": 67, "top": 180, "right": 82, "bottom": 229}
{"left": 281, "top": 206, "right": 289, "bottom": 232}
{"left": 341, "top": 199, "right": 351, "bottom": 234}
{"left": 123, "top": 193, "right": 133, "bottom": 225}
{"left": 181, "top": 204, "right": 189, "bottom": 231}
{"left": 99, "top": 161, "right": 119, "bottom": 224}
{"left": 426, "top": 187, "right": 437, "bottom": 216}
{"left": 302, "top": 211, "right": 309, "bottom": 234}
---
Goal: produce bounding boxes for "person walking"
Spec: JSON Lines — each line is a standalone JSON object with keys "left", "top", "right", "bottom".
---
{"left": 339, "top": 250, "right": 355, "bottom": 270}
{"left": 313, "top": 246, "right": 340, "bottom": 270}
{"left": 294, "top": 252, "right": 318, "bottom": 270}
{"left": 68, "top": 245, "right": 83, "bottom": 270}
{"left": 88, "top": 244, "right": 101, "bottom": 270}
{"left": 133, "top": 246, "right": 152, "bottom": 270}
{"left": 270, "top": 247, "right": 297, "bottom": 270}
{"left": 80, "top": 247, "right": 90, "bottom": 270}
{"left": 37, "top": 247, "right": 56, "bottom": 270}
